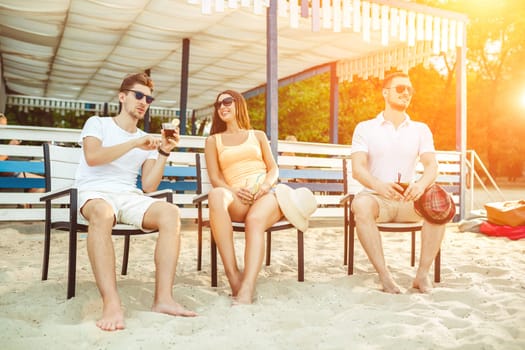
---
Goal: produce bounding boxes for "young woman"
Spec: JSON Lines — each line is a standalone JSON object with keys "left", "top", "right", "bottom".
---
{"left": 204, "top": 90, "right": 283, "bottom": 304}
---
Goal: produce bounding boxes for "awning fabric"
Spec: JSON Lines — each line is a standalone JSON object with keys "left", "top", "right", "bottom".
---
{"left": 0, "top": 0, "right": 467, "bottom": 109}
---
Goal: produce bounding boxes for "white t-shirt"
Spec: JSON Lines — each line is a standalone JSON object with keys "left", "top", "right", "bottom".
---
{"left": 74, "top": 116, "right": 157, "bottom": 192}
{"left": 351, "top": 112, "right": 435, "bottom": 186}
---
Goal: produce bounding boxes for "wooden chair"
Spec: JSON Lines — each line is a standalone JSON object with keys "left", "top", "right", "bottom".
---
{"left": 340, "top": 158, "right": 442, "bottom": 283}
{"left": 277, "top": 150, "right": 347, "bottom": 264}
{"left": 40, "top": 143, "right": 173, "bottom": 299}
{"left": 192, "top": 153, "right": 302, "bottom": 287}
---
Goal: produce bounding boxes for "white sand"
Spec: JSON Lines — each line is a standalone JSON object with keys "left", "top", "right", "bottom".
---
{"left": 1, "top": 220, "right": 524, "bottom": 349}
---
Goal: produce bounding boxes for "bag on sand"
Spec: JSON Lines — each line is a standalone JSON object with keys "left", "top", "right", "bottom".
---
{"left": 484, "top": 200, "right": 525, "bottom": 227}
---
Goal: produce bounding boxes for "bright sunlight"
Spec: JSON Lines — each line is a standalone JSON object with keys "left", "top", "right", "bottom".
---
{"left": 520, "top": 90, "right": 525, "bottom": 109}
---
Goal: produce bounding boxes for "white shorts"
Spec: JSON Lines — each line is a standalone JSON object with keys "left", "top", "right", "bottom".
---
{"left": 78, "top": 189, "right": 162, "bottom": 231}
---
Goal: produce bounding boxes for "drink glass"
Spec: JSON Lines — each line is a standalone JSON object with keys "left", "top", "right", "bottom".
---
{"left": 162, "top": 122, "right": 177, "bottom": 139}
{"left": 395, "top": 172, "right": 408, "bottom": 194}
{"left": 395, "top": 182, "right": 409, "bottom": 194}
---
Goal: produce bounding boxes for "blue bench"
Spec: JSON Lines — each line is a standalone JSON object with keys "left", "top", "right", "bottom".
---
{"left": 151, "top": 165, "right": 197, "bottom": 192}
{"left": 0, "top": 160, "right": 45, "bottom": 189}
{"left": 0, "top": 125, "right": 209, "bottom": 222}
{"left": 1, "top": 146, "right": 204, "bottom": 221}
{"left": 1, "top": 158, "right": 197, "bottom": 193}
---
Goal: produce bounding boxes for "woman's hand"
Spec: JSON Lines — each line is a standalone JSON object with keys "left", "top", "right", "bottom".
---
{"left": 253, "top": 183, "right": 271, "bottom": 201}
{"left": 237, "top": 186, "right": 255, "bottom": 205}
{"left": 237, "top": 182, "right": 271, "bottom": 205}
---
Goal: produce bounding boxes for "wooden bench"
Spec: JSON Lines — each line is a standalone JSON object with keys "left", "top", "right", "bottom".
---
{"left": 1, "top": 143, "right": 48, "bottom": 220}
{"left": 0, "top": 159, "right": 45, "bottom": 188}
{"left": 278, "top": 140, "right": 353, "bottom": 266}
{"left": 341, "top": 151, "right": 462, "bottom": 282}
{"left": 277, "top": 139, "right": 351, "bottom": 221}
{"left": 0, "top": 124, "right": 206, "bottom": 222}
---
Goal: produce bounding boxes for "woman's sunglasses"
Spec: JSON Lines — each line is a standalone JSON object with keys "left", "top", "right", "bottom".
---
{"left": 123, "top": 89, "right": 155, "bottom": 104}
{"left": 214, "top": 96, "right": 235, "bottom": 109}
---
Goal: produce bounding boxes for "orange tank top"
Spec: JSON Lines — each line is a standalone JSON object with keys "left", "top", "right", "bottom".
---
{"left": 216, "top": 130, "right": 267, "bottom": 189}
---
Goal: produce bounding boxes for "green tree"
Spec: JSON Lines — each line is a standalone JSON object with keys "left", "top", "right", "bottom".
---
{"left": 421, "top": 0, "right": 525, "bottom": 177}
{"left": 247, "top": 73, "right": 331, "bottom": 143}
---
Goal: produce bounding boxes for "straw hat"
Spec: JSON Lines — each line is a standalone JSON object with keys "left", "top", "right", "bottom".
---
{"left": 414, "top": 183, "right": 456, "bottom": 224}
{"left": 275, "top": 184, "right": 318, "bottom": 232}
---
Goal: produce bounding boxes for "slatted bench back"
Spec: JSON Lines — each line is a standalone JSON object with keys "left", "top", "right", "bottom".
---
{"left": 277, "top": 140, "right": 350, "bottom": 220}
{"left": 1, "top": 124, "right": 206, "bottom": 221}
{"left": 343, "top": 151, "right": 462, "bottom": 221}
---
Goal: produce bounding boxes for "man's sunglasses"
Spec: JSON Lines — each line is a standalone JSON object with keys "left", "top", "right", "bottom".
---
{"left": 214, "top": 96, "right": 235, "bottom": 109}
{"left": 389, "top": 85, "right": 414, "bottom": 95}
{"left": 123, "top": 89, "right": 155, "bottom": 104}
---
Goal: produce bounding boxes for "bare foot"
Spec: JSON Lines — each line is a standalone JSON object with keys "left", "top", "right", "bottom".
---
{"left": 229, "top": 271, "right": 243, "bottom": 297}
{"left": 379, "top": 273, "right": 402, "bottom": 294}
{"left": 152, "top": 300, "right": 197, "bottom": 317}
{"left": 96, "top": 302, "right": 125, "bottom": 331}
{"left": 232, "top": 294, "right": 253, "bottom": 305}
{"left": 232, "top": 285, "right": 254, "bottom": 305}
{"left": 412, "top": 274, "right": 433, "bottom": 293}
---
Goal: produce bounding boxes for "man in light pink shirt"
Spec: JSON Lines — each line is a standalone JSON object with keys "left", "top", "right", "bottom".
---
{"left": 351, "top": 72, "right": 445, "bottom": 294}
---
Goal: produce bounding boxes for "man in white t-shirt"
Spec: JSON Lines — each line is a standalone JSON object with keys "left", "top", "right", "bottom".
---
{"left": 351, "top": 72, "right": 445, "bottom": 294}
{"left": 75, "top": 73, "right": 196, "bottom": 331}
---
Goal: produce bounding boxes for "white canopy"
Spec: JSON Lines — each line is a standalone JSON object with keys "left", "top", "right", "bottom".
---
{"left": 0, "top": 0, "right": 467, "bottom": 109}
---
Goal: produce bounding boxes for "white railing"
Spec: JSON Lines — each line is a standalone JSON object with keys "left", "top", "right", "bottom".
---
{"left": 8, "top": 125, "right": 511, "bottom": 222}
{"left": 0, "top": 125, "right": 354, "bottom": 222}
{"left": 6, "top": 95, "right": 194, "bottom": 120}
{"left": 465, "top": 150, "right": 506, "bottom": 214}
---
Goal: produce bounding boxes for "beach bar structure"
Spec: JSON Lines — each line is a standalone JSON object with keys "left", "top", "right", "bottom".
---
{"left": 0, "top": 0, "right": 468, "bottom": 216}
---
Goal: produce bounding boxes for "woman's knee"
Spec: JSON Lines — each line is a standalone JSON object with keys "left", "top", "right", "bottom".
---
{"left": 244, "top": 207, "right": 279, "bottom": 231}
{"left": 244, "top": 211, "right": 259, "bottom": 228}
{"left": 208, "top": 187, "right": 229, "bottom": 205}
{"left": 208, "top": 188, "right": 235, "bottom": 213}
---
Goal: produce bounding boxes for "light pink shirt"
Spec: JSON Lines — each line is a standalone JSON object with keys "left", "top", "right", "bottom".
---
{"left": 351, "top": 112, "right": 435, "bottom": 188}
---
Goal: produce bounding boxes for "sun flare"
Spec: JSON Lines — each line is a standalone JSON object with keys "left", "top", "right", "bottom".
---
{"left": 521, "top": 91, "right": 525, "bottom": 109}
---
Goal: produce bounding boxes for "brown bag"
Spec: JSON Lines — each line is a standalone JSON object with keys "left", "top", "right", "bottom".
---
{"left": 484, "top": 200, "right": 525, "bottom": 227}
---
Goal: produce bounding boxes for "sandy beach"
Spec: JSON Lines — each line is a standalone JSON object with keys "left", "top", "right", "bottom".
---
{"left": 1, "top": 216, "right": 524, "bottom": 349}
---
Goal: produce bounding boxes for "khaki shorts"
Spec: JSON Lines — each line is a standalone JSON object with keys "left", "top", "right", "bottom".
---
{"left": 354, "top": 191, "right": 422, "bottom": 223}
{"left": 78, "top": 190, "right": 162, "bottom": 231}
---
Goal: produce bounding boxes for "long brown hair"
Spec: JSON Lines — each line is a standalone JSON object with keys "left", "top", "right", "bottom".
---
{"left": 209, "top": 90, "right": 251, "bottom": 135}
